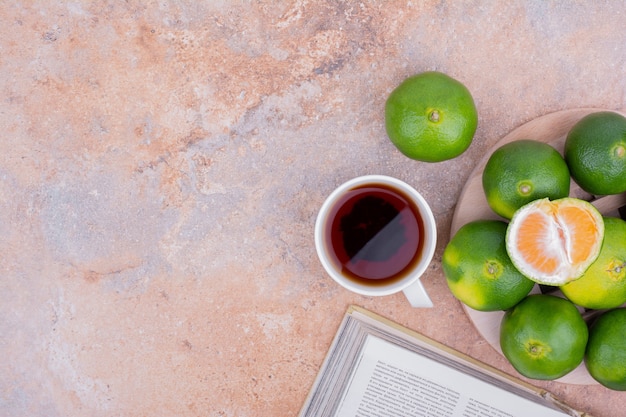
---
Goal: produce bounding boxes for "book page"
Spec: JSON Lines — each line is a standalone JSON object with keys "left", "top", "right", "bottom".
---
{"left": 334, "top": 335, "right": 568, "bottom": 417}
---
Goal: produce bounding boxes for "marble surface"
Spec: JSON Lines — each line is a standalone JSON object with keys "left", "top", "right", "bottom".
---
{"left": 1, "top": 2, "right": 625, "bottom": 416}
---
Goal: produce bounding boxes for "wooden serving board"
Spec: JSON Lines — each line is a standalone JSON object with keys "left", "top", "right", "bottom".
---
{"left": 451, "top": 108, "right": 626, "bottom": 385}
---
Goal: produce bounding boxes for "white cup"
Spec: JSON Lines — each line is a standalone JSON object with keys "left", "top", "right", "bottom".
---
{"left": 314, "top": 175, "right": 436, "bottom": 307}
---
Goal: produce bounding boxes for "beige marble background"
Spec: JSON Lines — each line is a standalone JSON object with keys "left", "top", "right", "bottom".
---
{"left": 1, "top": 1, "right": 625, "bottom": 416}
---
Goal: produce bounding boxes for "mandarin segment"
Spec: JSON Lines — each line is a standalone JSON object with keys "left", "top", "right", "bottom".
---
{"left": 514, "top": 209, "right": 562, "bottom": 277}
{"left": 561, "top": 205, "right": 602, "bottom": 264}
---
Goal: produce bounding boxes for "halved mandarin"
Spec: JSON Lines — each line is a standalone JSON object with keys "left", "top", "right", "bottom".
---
{"left": 505, "top": 198, "right": 604, "bottom": 286}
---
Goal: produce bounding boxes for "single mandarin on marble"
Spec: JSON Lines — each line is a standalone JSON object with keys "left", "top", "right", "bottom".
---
{"left": 385, "top": 71, "right": 478, "bottom": 162}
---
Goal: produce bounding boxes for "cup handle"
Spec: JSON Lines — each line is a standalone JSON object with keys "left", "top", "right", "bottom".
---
{"left": 403, "top": 279, "right": 433, "bottom": 308}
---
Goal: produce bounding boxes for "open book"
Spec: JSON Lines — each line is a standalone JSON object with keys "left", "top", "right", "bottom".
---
{"left": 299, "top": 306, "right": 590, "bottom": 417}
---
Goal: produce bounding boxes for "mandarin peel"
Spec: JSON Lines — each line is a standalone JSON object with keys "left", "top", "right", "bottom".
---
{"left": 483, "top": 260, "right": 503, "bottom": 279}
{"left": 526, "top": 340, "right": 551, "bottom": 358}
{"left": 517, "top": 182, "right": 532, "bottom": 196}
{"left": 607, "top": 260, "right": 626, "bottom": 280}
{"left": 428, "top": 109, "right": 441, "bottom": 123}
